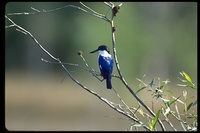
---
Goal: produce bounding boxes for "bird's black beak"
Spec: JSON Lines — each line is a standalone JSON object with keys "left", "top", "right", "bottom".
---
{"left": 90, "top": 49, "right": 98, "bottom": 54}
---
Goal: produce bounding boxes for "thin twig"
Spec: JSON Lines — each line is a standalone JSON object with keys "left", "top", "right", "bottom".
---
{"left": 162, "top": 114, "right": 177, "bottom": 131}
{"left": 80, "top": 2, "right": 105, "bottom": 17}
{"left": 5, "top": 15, "right": 57, "bottom": 61}
{"left": 41, "top": 58, "right": 90, "bottom": 72}
{"left": 79, "top": 54, "right": 103, "bottom": 82}
{"left": 174, "top": 102, "right": 187, "bottom": 131}
{"left": 7, "top": 4, "right": 110, "bottom": 22}
{"left": 104, "top": 2, "right": 111, "bottom": 7}
{"left": 113, "top": 88, "right": 138, "bottom": 119}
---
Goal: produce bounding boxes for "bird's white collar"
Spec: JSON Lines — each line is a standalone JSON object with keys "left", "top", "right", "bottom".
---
{"left": 98, "top": 50, "right": 111, "bottom": 57}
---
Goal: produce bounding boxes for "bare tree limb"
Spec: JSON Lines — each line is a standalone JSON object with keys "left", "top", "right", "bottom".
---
{"left": 6, "top": 3, "right": 110, "bottom": 22}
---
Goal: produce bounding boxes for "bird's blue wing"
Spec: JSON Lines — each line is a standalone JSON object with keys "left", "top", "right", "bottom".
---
{"left": 98, "top": 56, "right": 113, "bottom": 78}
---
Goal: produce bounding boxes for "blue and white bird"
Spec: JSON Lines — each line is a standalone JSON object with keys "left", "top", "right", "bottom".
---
{"left": 90, "top": 45, "right": 114, "bottom": 89}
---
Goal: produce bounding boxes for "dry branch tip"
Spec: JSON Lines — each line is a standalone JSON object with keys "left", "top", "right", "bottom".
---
{"left": 77, "top": 50, "right": 83, "bottom": 56}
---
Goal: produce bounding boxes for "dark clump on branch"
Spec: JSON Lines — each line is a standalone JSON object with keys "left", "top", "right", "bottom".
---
{"left": 112, "top": 6, "right": 120, "bottom": 16}
{"left": 77, "top": 50, "right": 83, "bottom": 56}
{"left": 112, "top": 26, "right": 116, "bottom": 33}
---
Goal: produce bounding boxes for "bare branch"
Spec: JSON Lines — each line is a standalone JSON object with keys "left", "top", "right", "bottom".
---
{"left": 7, "top": 4, "right": 80, "bottom": 15}
{"left": 113, "top": 88, "right": 138, "bottom": 119}
{"left": 41, "top": 58, "right": 90, "bottom": 72}
{"left": 80, "top": 2, "right": 105, "bottom": 18}
{"left": 78, "top": 53, "right": 103, "bottom": 81}
{"left": 104, "top": 2, "right": 113, "bottom": 8}
{"left": 109, "top": 2, "right": 115, "bottom": 8}
{"left": 31, "top": 7, "right": 41, "bottom": 12}
{"left": 5, "top": 24, "right": 15, "bottom": 28}
{"left": 6, "top": 3, "right": 110, "bottom": 22}
{"left": 174, "top": 102, "right": 187, "bottom": 131}
{"left": 162, "top": 111, "right": 177, "bottom": 131}
{"left": 5, "top": 15, "right": 57, "bottom": 61}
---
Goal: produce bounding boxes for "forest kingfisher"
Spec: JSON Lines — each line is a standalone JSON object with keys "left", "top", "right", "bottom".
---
{"left": 90, "top": 45, "right": 114, "bottom": 89}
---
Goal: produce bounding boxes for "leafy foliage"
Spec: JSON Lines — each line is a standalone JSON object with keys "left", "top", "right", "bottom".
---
{"left": 136, "top": 71, "right": 197, "bottom": 131}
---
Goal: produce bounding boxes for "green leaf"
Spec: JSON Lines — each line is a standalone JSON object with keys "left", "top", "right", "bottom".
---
{"left": 182, "top": 71, "right": 192, "bottom": 83}
{"left": 149, "top": 78, "right": 155, "bottom": 87}
{"left": 185, "top": 102, "right": 193, "bottom": 112}
{"left": 131, "top": 123, "right": 146, "bottom": 127}
{"left": 177, "top": 84, "right": 188, "bottom": 87}
{"left": 186, "top": 96, "right": 194, "bottom": 102}
{"left": 165, "top": 89, "right": 174, "bottom": 94}
{"left": 187, "top": 113, "right": 197, "bottom": 121}
{"left": 192, "top": 100, "right": 197, "bottom": 106}
{"left": 188, "top": 85, "right": 197, "bottom": 90}
{"left": 135, "top": 86, "right": 146, "bottom": 94}
{"left": 159, "top": 84, "right": 164, "bottom": 89}
{"left": 150, "top": 110, "right": 161, "bottom": 130}
{"left": 170, "top": 96, "right": 181, "bottom": 106}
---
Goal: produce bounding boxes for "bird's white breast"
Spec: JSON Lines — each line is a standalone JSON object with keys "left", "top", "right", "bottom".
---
{"left": 98, "top": 50, "right": 111, "bottom": 58}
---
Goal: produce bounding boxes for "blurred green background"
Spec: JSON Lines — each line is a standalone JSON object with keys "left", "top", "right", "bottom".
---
{"left": 5, "top": 2, "right": 197, "bottom": 131}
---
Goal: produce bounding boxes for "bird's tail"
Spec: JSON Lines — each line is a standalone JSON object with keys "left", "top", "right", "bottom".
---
{"left": 106, "top": 76, "right": 112, "bottom": 89}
